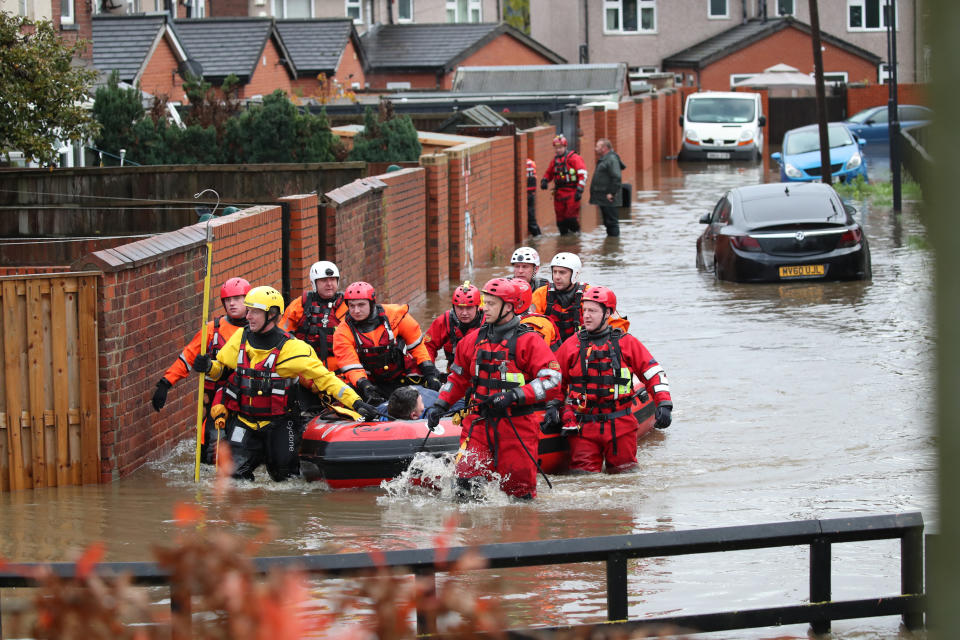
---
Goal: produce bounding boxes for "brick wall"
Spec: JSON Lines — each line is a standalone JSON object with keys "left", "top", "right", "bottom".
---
{"left": 243, "top": 38, "right": 293, "bottom": 99}
{"left": 847, "top": 83, "right": 928, "bottom": 116}
{"left": 525, "top": 125, "right": 557, "bottom": 235}
{"left": 279, "top": 194, "right": 320, "bottom": 296}
{"left": 378, "top": 168, "right": 427, "bottom": 307}
{"left": 139, "top": 36, "right": 187, "bottom": 103}
{"left": 615, "top": 99, "right": 637, "bottom": 190}
{"left": 575, "top": 106, "right": 599, "bottom": 232}
{"left": 323, "top": 178, "right": 387, "bottom": 293}
{"left": 635, "top": 96, "right": 653, "bottom": 175}
{"left": 420, "top": 153, "right": 450, "bottom": 291}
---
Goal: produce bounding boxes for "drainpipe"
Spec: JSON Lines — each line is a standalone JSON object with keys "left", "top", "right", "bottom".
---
{"left": 387, "top": 0, "right": 393, "bottom": 24}
{"left": 582, "top": 0, "right": 589, "bottom": 63}
{"left": 742, "top": 0, "right": 747, "bottom": 23}
{"left": 496, "top": 0, "right": 501, "bottom": 22}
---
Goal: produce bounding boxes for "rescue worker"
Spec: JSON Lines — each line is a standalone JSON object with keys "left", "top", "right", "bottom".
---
{"left": 193, "top": 286, "right": 379, "bottom": 481}
{"left": 532, "top": 252, "right": 588, "bottom": 343}
{"left": 513, "top": 278, "right": 560, "bottom": 351}
{"left": 590, "top": 138, "right": 626, "bottom": 237}
{"left": 525, "top": 158, "right": 541, "bottom": 236}
{"left": 424, "top": 282, "right": 484, "bottom": 366}
{"left": 279, "top": 261, "right": 345, "bottom": 374}
{"left": 540, "top": 134, "right": 588, "bottom": 234}
{"left": 333, "top": 281, "right": 442, "bottom": 405}
{"left": 151, "top": 277, "right": 251, "bottom": 464}
{"left": 509, "top": 246, "right": 549, "bottom": 292}
{"left": 556, "top": 286, "right": 672, "bottom": 474}
{"left": 426, "top": 278, "right": 562, "bottom": 500}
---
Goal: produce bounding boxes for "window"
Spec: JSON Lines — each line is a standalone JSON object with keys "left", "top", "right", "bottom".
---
{"left": 61, "top": 0, "right": 74, "bottom": 24}
{"left": 397, "top": 0, "right": 412, "bottom": 21}
{"left": 775, "top": 0, "right": 794, "bottom": 16}
{"left": 346, "top": 0, "right": 361, "bottom": 23}
{"left": 900, "top": 106, "right": 932, "bottom": 121}
{"left": 446, "top": 0, "right": 481, "bottom": 23}
{"left": 708, "top": 0, "right": 728, "bottom": 19}
{"left": 604, "top": 0, "right": 656, "bottom": 34}
{"left": 809, "top": 71, "right": 849, "bottom": 84}
{"left": 878, "top": 62, "right": 896, "bottom": 83}
{"left": 729, "top": 73, "right": 753, "bottom": 88}
{"left": 275, "top": 0, "right": 311, "bottom": 17}
{"left": 848, "top": 0, "right": 897, "bottom": 31}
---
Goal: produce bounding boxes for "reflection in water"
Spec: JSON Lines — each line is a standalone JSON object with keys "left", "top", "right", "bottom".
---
{"left": 0, "top": 161, "right": 934, "bottom": 639}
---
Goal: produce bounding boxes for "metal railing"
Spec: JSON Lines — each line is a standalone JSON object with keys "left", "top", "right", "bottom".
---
{"left": 0, "top": 512, "right": 925, "bottom": 637}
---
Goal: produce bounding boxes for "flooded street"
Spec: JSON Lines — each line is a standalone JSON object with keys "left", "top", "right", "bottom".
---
{"left": 0, "top": 160, "right": 935, "bottom": 638}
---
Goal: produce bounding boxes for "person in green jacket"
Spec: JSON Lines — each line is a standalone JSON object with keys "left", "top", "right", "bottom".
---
{"left": 589, "top": 138, "right": 626, "bottom": 237}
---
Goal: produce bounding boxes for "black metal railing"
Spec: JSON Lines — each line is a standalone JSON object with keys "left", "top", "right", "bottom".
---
{"left": 0, "top": 512, "right": 925, "bottom": 637}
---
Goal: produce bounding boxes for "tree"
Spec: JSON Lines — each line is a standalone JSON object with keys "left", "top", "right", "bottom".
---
{"left": 91, "top": 71, "right": 146, "bottom": 164}
{"left": 223, "top": 90, "right": 335, "bottom": 163}
{"left": 347, "top": 101, "right": 421, "bottom": 163}
{"left": 0, "top": 12, "right": 100, "bottom": 164}
{"left": 504, "top": 0, "right": 530, "bottom": 34}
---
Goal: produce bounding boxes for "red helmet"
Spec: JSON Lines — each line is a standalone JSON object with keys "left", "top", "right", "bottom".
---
{"left": 553, "top": 134, "right": 568, "bottom": 147}
{"left": 482, "top": 278, "right": 521, "bottom": 310}
{"left": 344, "top": 281, "right": 376, "bottom": 302}
{"left": 220, "top": 277, "right": 251, "bottom": 300}
{"left": 452, "top": 282, "right": 481, "bottom": 307}
{"left": 512, "top": 278, "right": 532, "bottom": 314}
{"left": 583, "top": 286, "right": 617, "bottom": 312}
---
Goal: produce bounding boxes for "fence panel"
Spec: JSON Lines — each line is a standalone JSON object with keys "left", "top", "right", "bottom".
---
{"left": 0, "top": 273, "right": 100, "bottom": 491}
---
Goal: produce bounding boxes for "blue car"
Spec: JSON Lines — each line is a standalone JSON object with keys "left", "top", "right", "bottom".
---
{"left": 844, "top": 104, "right": 933, "bottom": 142}
{"left": 771, "top": 123, "right": 868, "bottom": 183}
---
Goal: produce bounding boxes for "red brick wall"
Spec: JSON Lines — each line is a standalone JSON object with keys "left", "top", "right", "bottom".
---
{"left": 279, "top": 194, "right": 320, "bottom": 296}
{"left": 513, "top": 131, "right": 528, "bottom": 243}
{"left": 139, "top": 36, "right": 187, "bottom": 103}
{"left": 421, "top": 153, "right": 450, "bottom": 291}
{"left": 324, "top": 178, "right": 386, "bottom": 291}
{"left": 242, "top": 38, "right": 293, "bottom": 99}
{"left": 72, "top": 205, "right": 283, "bottom": 481}
{"left": 364, "top": 70, "right": 442, "bottom": 91}
{"left": 525, "top": 125, "right": 557, "bottom": 235}
{"left": 0, "top": 266, "right": 70, "bottom": 276}
{"left": 615, "top": 99, "right": 637, "bottom": 189}
{"left": 336, "top": 38, "right": 366, "bottom": 90}
{"left": 448, "top": 34, "right": 558, "bottom": 90}
{"left": 574, "top": 106, "right": 598, "bottom": 232}
{"left": 209, "top": 0, "right": 249, "bottom": 17}
{"left": 635, "top": 96, "right": 653, "bottom": 174}
{"left": 847, "top": 83, "right": 928, "bottom": 116}
{"left": 378, "top": 168, "right": 427, "bottom": 307}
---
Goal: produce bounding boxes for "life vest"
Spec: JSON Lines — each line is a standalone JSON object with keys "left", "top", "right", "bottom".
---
{"left": 526, "top": 158, "right": 537, "bottom": 192}
{"left": 545, "top": 282, "right": 586, "bottom": 342}
{"left": 444, "top": 309, "right": 482, "bottom": 361}
{"left": 345, "top": 305, "right": 411, "bottom": 381}
{"left": 470, "top": 323, "right": 542, "bottom": 416}
{"left": 203, "top": 317, "right": 231, "bottom": 396}
{"left": 567, "top": 329, "right": 635, "bottom": 421}
{"left": 295, "top": 291, "right": 342, "bottom": 362}
{"left": 223, "top": 330, "right": 296, "bottom": 419}
{"left": 553, "top": 151, "right": 580, "bottom": 189}
{"left": 519, "top": 312, "right": 560, "bottom": 351}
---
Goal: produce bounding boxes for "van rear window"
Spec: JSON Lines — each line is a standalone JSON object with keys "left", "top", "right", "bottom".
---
{"left": 686, "top": 98, "right": 756, "bottom": 123}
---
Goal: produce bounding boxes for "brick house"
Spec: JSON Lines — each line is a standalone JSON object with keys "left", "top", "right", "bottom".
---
{"left": 361, "top": 22, "right": 564, "bottom": 90}
{"left": 662, "top": 17, "right": 882, "bottom": 92}
{"left": 92, "top": 14, "right": 192, "bottom": 102}
{"left": 174, "top": 17, "right": 295, "bottom": 98}
{"left": 274, "top": 18, "right": 367, "bottom": 98}
{"left": 240, "top": 0, "right": 501, "bottom": 29}
{"left": 529, "top": 0, "right": 926, "bottom": 84}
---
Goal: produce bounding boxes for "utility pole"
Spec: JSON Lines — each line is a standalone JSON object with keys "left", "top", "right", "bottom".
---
{"left": 808, "top": 0, "right": 831, "bottom": 185}
{"left": 886, "top": 0, "right": 902, "bottom": 211}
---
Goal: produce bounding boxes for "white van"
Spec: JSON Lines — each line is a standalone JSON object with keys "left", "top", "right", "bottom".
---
{"left": 678, "top": 91, "right": 766, "bottom": 161}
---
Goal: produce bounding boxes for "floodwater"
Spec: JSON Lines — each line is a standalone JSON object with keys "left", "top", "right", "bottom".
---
{"left": 0, "top": 159, "right": 935, "bottom": 639}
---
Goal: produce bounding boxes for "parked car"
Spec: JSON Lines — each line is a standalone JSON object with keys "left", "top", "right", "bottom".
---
{"left": 843, "top": 104, "right": 933, "bottom": 142}
{"left": 696, "top": 182, "right": 871, "bottom": 283}
{"left": 678, "top": 91, "right": 765, "bottom": 161}
{"left": 771, "top": 123, "right": 868, "bottom": 183}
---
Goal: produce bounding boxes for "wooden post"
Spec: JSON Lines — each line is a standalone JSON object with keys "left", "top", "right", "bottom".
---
{"left": 2, "top": 280, "right": 26, "bottom": 491}
{"left": 51, "top": 278, "right": 70, "bottom": 487}
{"left": 77, "top": 276, "right": 100, "bottom": 484}
{"left": 27, "top": 280, "right": 47, "bottom": 488}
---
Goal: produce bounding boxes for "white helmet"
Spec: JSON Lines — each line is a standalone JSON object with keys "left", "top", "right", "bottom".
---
{"left": 550, "top": 252, "right": 582, "bottom": 283}
{"left": 309, "top": 261, "right": 340, "bottom": 287}
{"left": 510, "top": 246, "right": 540, "bottom": 267}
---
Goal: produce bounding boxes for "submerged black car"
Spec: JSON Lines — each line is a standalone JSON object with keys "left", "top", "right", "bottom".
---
{"left": 696, "top": 182, "right": 871, "bottom": 282}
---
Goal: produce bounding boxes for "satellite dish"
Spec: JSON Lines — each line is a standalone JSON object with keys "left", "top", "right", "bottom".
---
{"left": 178, "top": 58, "right": 203, "bottom": 79}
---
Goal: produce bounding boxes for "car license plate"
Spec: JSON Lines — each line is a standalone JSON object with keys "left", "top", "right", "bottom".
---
{"left": 706, "top": 152, "right": 730, "bottom": 159}
{"left": 779, "top": 264, "right": 826, "bottom": 278}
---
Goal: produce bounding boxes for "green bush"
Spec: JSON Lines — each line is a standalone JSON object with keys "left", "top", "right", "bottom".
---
{"left": 223, "top": 90, "right": 335, "bottom": 163}
{"left": 348, "top": 103, "right": 422, "bottom": 163}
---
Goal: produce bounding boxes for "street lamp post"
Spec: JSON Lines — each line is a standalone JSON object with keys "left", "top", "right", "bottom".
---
{"left": 887, "top": 0, "right": 902, "bottom": 211}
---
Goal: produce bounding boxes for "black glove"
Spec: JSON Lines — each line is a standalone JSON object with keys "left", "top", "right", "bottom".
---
{"left": 540, "top": 178, "right": 549, "bottom": 191}
{"left": 574, "top": 187, "right": 583, "bottom": 201}
{"left": 357, "top": 379, "right": 385, "bottom": 405}
{"left": 484, "top": 389, "right": 519, "bottom": 416}
{"left": 424, "top": 400, "right": 450, "bottom": 432}
{"left": 542, "top": 401, "right": 561, "bottom": 429}
{"left": 353, "top": 400, "right": 380, "bottom": 421}
{"left": 419, "top": 362, "right": 442, "bottom": 391}
{"left": 151, "top": 379, "right": 172, "bottom": 412}
{"left": 192, "top": 354, "right": 212, "bottom": 374}
{"left": 654, "top": 405, "right": 672, "bottom": 429}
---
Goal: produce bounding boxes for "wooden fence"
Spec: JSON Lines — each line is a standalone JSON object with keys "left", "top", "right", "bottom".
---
{"left": 0, "top": 273, "right": 100, "bottom": 491}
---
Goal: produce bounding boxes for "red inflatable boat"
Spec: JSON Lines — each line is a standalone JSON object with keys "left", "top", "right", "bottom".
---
{"left": 298, "top": 394, "right": 656, "bottom": 488}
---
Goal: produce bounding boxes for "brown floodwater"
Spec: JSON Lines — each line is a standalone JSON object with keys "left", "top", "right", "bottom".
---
{"left": 0, "top": 159, "right": 934, "bottom": 639}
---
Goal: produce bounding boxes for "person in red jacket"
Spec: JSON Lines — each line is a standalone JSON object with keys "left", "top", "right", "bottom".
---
{"left": 151, "top": 277, "right": 251, "bottom": 464}
{"left": 279, "top": 260, "right": 345, "bottom": 375}
{"left": 555, "top": 286, "right": 673, "bottom": 474}
{"left": 426, "top": 278, "right": 562, "bottom": 500}
{"left": 513, "top": 278, "right": 561, "bottom": 351}
{"left": 525, "top": 158, "right": 541, "bottom": 236}
{"left": 424, "top": 282, "right": 484, "bottom": 367}
{"left": 333, "top": 281, "right": 442, "bottom": 405}
{"left": 540, "top": 134, "right": 588, "bottom": 235}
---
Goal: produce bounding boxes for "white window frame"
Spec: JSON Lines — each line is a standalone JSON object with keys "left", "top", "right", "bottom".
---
{"left": 729, "top": 73, "right": 753, "bottom": 88}
{"left": 446, "top": 0, "right": 481, "bottom": 23}
{"left": 809, "top": 71, "right": 849, "bottom": 84}
{"left": 346, "top": 0, "right": 362, "bottom": 23}
{"left": 18, "top": 0, "right": 28, "bottom": 16}
{"left": 708, "top": 0, "right": 728, "bottom": 20}
{"left": 847, "top": 0, "right": 898, "bottom": 32}
{"left": 61, "top": 0, "right": 74, "bottom": 24}
{"left": 775, "top": 0, "right": 795, "bottom": 16}
{"left": 397, "top": 0, "right": 413, "bottom": 22}
{"left": 878, "top": 62, "right": 899, "bottom": 84}
{"left": 603, "top": 0, "right": 657, "bottom": 35}
{"left": 273, "top": 0, "right": 313, "bottom": 18}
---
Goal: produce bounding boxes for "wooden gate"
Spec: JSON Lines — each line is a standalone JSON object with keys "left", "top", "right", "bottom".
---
{"left": 768, "top": 92, "right": 848, "bottom": 144}
{"left": 0, "top": 273, "right": 100, "bottom": 491}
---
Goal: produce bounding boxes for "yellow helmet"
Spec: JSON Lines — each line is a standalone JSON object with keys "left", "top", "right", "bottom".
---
{"left": 244, "top": 285, "right": 285, "bottom": 316}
